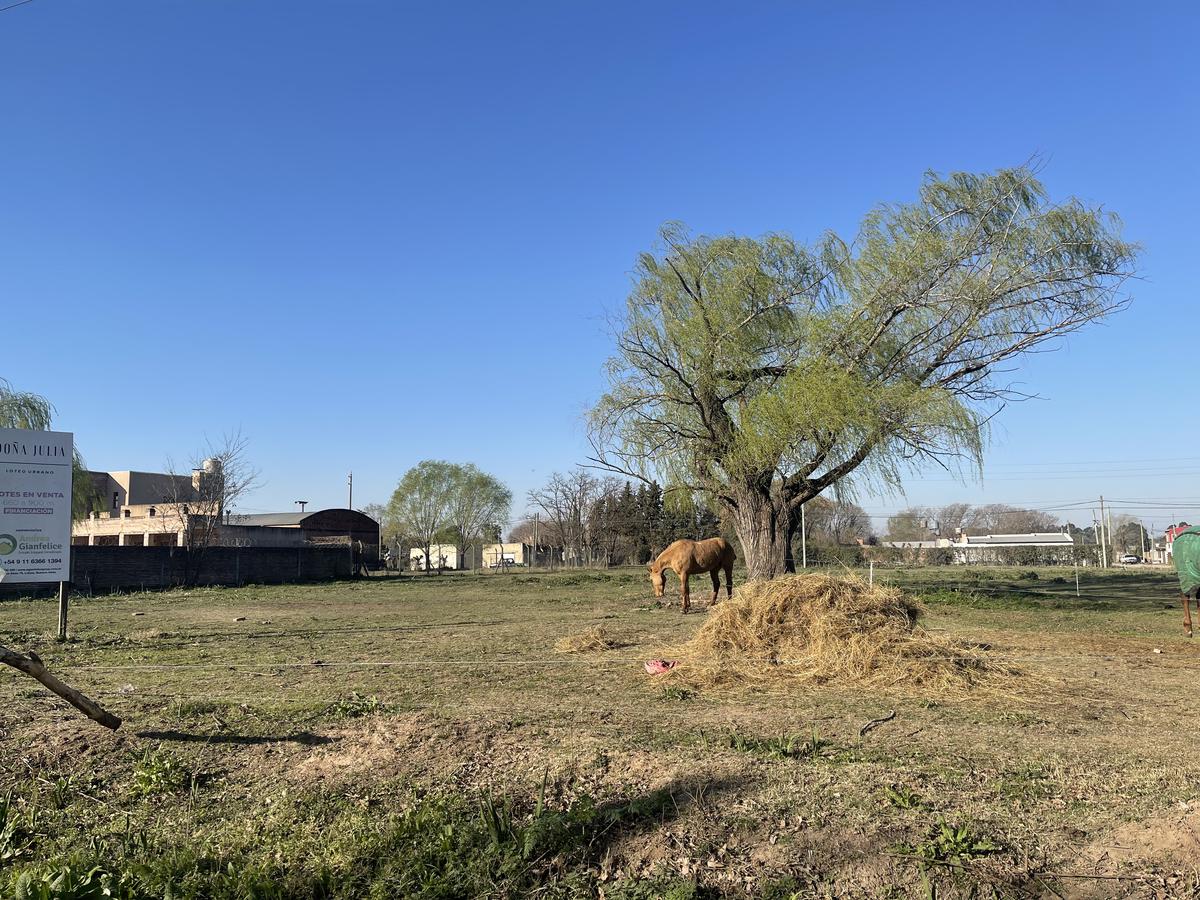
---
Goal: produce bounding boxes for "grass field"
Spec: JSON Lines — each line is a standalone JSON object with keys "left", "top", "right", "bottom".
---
{"left": 1, "top": 565, "right": 1197, "bottom": 898}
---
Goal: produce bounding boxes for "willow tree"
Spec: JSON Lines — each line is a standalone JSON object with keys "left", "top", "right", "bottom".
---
{"left": 589, "top": 167, "right": 1137, "bottom": 579}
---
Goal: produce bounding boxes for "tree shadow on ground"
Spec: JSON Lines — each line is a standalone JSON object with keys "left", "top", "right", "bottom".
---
{"left": 135, "top": 729, "right": 334, "bottom": 746}
{"left": 559, "top": 774, "right": 755, "bottom": 863}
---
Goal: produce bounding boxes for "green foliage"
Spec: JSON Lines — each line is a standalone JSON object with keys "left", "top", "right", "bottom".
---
{"left": 11, "top": 861, "right": 130, "bottom": 900}
{"left": 884, "top": 784, "right": 924, "bottom": 810}
{"left": 997, "top": 765, "right": 1053, "bottom": 802}
{"left": 590, "top": 167, "right": 1137, "bottom": 575}
{"left": 387, "top": 461, "right": 511, "bottom": 568}
{"left": 0, "top": 794, "right": 31, "bottom": 865}
{"left": 329, "top": 692, "right": 386, "bottom": 719}
{"left": 0, "top": 378, "right": 52, "bottom": 430}
{"left": 2, "top": 785, "right": 681, "bottom": 900}
{"left": 129, "top": 749, "right": 190, "bottom": 799}
{"left": 727, "top": 728, "right": 832, "bottom": 760}
{"left": 0, "top": 378, "right": 98, "bottom": 520}
{"left": 899, "top": 819, "right": 1001, "bottom": 866}
{"left": 759, "top": 877, "right": 808, "bottom": 900}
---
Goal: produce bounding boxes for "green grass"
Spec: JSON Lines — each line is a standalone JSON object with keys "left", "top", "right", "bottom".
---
{"left": 0, "top": 565, "right": 1193, "bottom": 896}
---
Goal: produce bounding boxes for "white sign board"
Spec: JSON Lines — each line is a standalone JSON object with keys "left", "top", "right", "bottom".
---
{"left": 0, "top": 428, "right": 73, "bottom": 584}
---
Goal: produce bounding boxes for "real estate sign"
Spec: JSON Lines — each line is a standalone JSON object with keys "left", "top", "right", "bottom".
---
{"left": 0, "top": 428, "right": 73, "bottom": 583}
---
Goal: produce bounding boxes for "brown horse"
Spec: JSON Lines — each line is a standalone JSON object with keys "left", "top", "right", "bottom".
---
{"left": 648, "top": 537, "right": 735, "bottom": 613}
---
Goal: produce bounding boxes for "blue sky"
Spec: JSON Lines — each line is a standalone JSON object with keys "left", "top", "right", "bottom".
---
{"left": 2, "top": 1, "right": 1197, "bottom": 534}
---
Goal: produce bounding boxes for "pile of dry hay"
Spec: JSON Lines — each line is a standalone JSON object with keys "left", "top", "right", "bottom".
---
{"left": 660, "top": 574, "right": 1023, "bottom": 698}
{"left": 555, "top": 626, "right": 622, "bottom": 653}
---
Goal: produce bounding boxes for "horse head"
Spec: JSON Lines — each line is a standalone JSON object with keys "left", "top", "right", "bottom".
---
{"left": 647, "top": 561, "right": 666, "bottom": 597}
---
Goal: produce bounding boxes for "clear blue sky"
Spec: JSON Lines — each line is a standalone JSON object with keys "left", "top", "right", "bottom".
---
{"left": 3, "top": 1, "right": 1197, "bottom": 534}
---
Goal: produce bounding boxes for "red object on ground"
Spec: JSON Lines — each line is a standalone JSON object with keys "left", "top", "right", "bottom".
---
{"left": 644, "top": 659, "right": 677, "bottom": 675}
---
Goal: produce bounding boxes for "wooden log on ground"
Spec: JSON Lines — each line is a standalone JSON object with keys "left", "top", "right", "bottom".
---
{"left": 0, "top": 643, "right": 121, "bottom": 730}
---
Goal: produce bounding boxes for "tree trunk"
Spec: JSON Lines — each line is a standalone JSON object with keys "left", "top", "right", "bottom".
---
{"left": 728, "top": 487, "right": 795, "bottom": 581}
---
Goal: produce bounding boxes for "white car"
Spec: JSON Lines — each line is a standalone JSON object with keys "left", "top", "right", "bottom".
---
{"left": 1120, "top": 554, "right": 1141, "bottom": 564}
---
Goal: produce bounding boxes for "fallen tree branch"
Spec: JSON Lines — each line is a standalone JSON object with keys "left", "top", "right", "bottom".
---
{"left": 0, "top": 643, "right": 121, "bottom": 730}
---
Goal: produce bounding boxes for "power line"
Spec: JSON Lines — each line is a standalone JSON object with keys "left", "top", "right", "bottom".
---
{"left": 0, "top": 0, "right": 38, "bottom": 13}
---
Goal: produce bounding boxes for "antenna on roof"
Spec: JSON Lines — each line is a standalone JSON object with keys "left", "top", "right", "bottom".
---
{"left": 295, "top": 500, "right": 308, "bottom": 512}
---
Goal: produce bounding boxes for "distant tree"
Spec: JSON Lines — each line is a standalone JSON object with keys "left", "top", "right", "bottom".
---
{"left": 612, "top": 482, "right": 642, "bottom": 563}
{"left": 163, "top": 431, "right": 262, "bottom": 585}
{"left": 388, "top": 462, "right": 511, "bottom": 572}
{"left": 589, "top": 167, "right": 1137, "bottom": 578}
{"left": 507, "top": 517, "right": 540, "bottom": 544}
{"left": 1, "top": 378, "right": 100, "bottom": 521}
{"left": 805, "top": 498, "right": 871, "bottom": 545}
{"left": 1065, "top": 522, "right": 1098, "bottom": 545}
{"left": 358, "top": 502, "right": 387, "bottom": 526}
{"left": 586, "top": 478, "right": 627, "bottom": 566}
{"left": 965, "top": 504, "right": 1059, "bottom": 535}
{"left": 638, "top": 482, "right": 666, "bottom": 557}
{"left": 1113, "top": 518, "right": 1149, "bottom": 555}
{"left": 662, "top": 489, "right": 722, "bottom": 545}
{"left": 387, "top": 460, "right": 458, "bottom": 573}
{"left": 885, "top": 508, "right": 936, "bottom": 542}
{"left": 446, "top": 464, "right": 511, "bottom": 567}
{"left": 932, "top": 503, "right": 972, "bottom": 537}
{"left": 527, "top": 470, "right": 606, "bottom": 566}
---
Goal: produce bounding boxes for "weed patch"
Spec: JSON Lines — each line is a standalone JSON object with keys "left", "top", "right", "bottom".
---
{"left": 660, "top": 685, "right": 694, "bottom": 702}
{"left": 884, "top": 784, "right": 924, "bottom": 810}
{"left": 328, "top": 692, "right": 388, "bottom": 719}
{"left": 727, "top": 728, "right": 834, "bottom": 760}
{"left": 129, "top": 749, "right": 191, "bottom": 799}
{"left": 897, "top": 819, "right": 1001, "bottom": 866}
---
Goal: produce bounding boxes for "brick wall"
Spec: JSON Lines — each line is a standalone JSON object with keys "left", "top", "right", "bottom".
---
{"left": 1, "top": 546, "right": 357, "bottom": 595}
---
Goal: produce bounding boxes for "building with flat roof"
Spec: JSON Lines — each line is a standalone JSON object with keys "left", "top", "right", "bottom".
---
{"left": 409, "top": 544, "right": 460, "bottom": 571}
{"left": 72, "top": 468, "right": 378, "bottom": 556}
{"left": 881, "top": 531, "right": 1075, "bottom": 564}
{"left": 481, "top": 542, "right": 560, "bottom": 568}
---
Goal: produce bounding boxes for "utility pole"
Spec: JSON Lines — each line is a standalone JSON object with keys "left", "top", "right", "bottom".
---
{"left": 1098, "top": 496, "right": 1108, "bottom": 567}
{"left": 1140, "top": 520, "right": 1147, "bottom": 559}
{"left": 534, "top": 513, "right": 539, "bottom": 567}
{"left": 347, "top": 472, "right": 353, "bottom": 510}
{"left": 800, "top": 502, "right": 807, "bottom": 569}
{"left": 1093, "top": 509, "right": 1106, "bottom": 569}
{"left": 1106, "top": 501, "right": 1115, "bottom": 565}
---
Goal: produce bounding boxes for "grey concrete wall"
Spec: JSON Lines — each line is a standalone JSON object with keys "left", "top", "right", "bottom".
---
{"left": 0, "top": 545, "right": 357, "bottom": 594}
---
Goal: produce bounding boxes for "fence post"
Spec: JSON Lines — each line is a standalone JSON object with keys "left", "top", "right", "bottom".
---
{"left": 57, "top": 582, "right": 69, "bottom": 641}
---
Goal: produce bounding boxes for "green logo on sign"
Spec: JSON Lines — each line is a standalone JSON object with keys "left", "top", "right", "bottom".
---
{"left": 0, "top": 534, "right": 16, "bottom": 555}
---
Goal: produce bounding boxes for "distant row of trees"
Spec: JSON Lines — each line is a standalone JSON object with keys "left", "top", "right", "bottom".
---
{"left": 512, "top": 471, "right": 720, "bottom": 566}
{"left": 884, "top": 503, "right": 1154, "bottom": 557}
{"left": 369, "top": 464, "right": 725, "bottom": 570}
{"left": 371, "top": 465, "right": 1163, "bottom": 572}
{"left": 884, "top": 503, "right": 1061, "bottom": 542}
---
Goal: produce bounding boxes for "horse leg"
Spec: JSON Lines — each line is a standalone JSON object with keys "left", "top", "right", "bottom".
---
{"left": 680, "top": 570, "right": 690, "bottom": 614}
{"left": 709, "top": 570, "right": 720, "bottom": 605}
{"left": 724, "top": 562, "right": 734, "bottom": 599}
{"left": 1184, "top": 592, "right": 1194, "bottom": 638}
